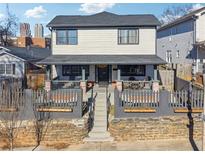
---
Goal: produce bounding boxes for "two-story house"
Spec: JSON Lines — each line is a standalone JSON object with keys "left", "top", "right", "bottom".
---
{"left": 39, "top": 11, "right": 165, "bottom": 86}
{"left": 157, "top": 7, "right": 205, "bottom": 74}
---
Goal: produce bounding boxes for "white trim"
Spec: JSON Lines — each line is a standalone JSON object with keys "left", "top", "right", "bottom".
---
{"left": 0, "top": 63, "right": 16, "bottom": 76}
{"left": 0, "top": 46, "right": 26, "bottom": 62}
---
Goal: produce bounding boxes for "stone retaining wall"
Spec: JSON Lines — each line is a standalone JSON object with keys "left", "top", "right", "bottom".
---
{"left": 0, "top": 115, "right": 90, "bottom": 150}
{"left": 109, "top": 115, "right": 203, "bottom": 141}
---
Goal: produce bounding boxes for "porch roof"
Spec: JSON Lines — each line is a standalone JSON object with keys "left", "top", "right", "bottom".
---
{"left": 38, "top": 55, "right": 166, "bottom": 65}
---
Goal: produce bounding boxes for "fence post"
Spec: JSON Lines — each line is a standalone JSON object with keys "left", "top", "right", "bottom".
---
{"left": 114, "top": 88, "right": 121, "bottom": 118}
{"left": 76, "top": 89, "right": 83, "bottom": 118}
{"left": 158, "top": 90, "right": 173, "bottom": 115}
{"left": 80, "top": 80, "right": 87, "bottom": 102}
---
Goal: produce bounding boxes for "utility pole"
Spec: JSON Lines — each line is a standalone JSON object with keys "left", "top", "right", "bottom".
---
{"left": 202, "top": 64, "right": 205, "bottom": 151}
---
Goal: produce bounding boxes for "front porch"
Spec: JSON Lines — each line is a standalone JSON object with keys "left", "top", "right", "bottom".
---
{"left": 52, "top": 64, "right": 157, "bottom": 84}
{"left": 38, "top": 54, "right": 165, "bottom": 88}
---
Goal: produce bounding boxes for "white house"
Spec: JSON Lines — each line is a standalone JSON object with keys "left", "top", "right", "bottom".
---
{"left": 157, "top": 7, "right": 205, "bottom": 74}
{"left": 0, "top": 46, "right": 50, "bottom": 79}
{"left": 39, "top": 12, "right": 165, "bottom": 85}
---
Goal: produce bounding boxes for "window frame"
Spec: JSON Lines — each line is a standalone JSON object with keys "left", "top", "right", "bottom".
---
{"left": 56, "top": 29, "right": 78, "bottom": 45}
{"left": 118, "top": 65, "right": 146, "bottom": 76}
{"left": 0, "top": 64, "right": 5, "bottom": 75}
{"left": 166, "top": 50, "right": 172, "bottom": 63}
{"left": 62, "top": 65, "right": 89, "bottom": 77}
{"left": 0, "top": 63, "right": 15, "bottom": 75}
{"left": 118, "top": 28, "right": 139, "bottom": 45}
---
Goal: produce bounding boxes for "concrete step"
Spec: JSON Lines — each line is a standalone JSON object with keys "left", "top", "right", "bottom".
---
{"left": 92, "top": 126, "right": 107, "bottom": 132}
{"left": 95, "top": 113, "right": 106, "bottom": 117}
{"left": 94, "top": 117, "right": 107, "bottom": 121}
{"left": 88, "top": 131, "right": 111, "bottom": 138}
{"left": 95, "top": 103, "right": 106, "bottom": 107}
{"left": 84, "top": 136, "right": 114, "bottom": 142}
{"left": 94, "top": 121, "right": 107, "bottom": 127}
{"left": 95, "top": 104, "right": 106, "bottom": 107}
{"left": 94, "top": 108, "right": 106, "bottom": 112}
{"left": 95, "top": 117, "right": 106, "bottom": 121}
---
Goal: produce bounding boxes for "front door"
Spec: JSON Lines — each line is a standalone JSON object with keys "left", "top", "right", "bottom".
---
{"left": 97, "top": 65, "right": 109, "bottom": 84}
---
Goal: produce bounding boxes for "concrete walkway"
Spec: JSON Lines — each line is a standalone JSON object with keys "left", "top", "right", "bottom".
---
{"left": 9, "top": 139, "right": 202, "bottom": 151}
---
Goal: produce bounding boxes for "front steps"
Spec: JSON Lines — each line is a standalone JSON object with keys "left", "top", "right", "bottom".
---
{"left": 84, "top": 87, "right": 113, "bottom": 142}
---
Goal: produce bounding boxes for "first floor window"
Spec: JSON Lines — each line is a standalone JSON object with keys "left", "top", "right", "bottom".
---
{"left": 6, "top": 64, "right": 12, "bottom": 74}
{"left": 0, "top": 64, "right": 15, "bottom": 75}
{"left": 166, "top": 50, "right": 172, "bottom": 63}
{"left": 176, "top": 50, "right": 180, "bottom": 58}
{"left": 0, "top": 64, "right": 5, "bottom": 74}
{"left": 118, "top": 65, "right": 146, "bottom": 76}
{"left": 62, "top": 65, "right": 89, "bottom": 78}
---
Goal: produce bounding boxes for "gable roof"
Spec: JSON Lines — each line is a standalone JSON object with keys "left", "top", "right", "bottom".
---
{"left": 158, "top": 7, "right": 205, "bottom": 31}
{"left": 47, "top": 11, "right": 161, "bottom": 28}
{"left": 0, "top": 46, "right": 51, "bottom": 62}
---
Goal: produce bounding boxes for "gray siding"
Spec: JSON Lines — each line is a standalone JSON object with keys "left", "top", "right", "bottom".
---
{"left": 157, "top": 19, "right": 195, "bottom": 64}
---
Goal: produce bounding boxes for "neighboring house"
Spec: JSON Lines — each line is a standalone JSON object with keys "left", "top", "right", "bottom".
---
{"left": 39, "top": 11, "right": 165, "bottom": 85}
{"left": 0, "top": 46, "right": 51, "bottom": 79}
{"left": 157, "top": 7, "right": 205, "bottom": 74}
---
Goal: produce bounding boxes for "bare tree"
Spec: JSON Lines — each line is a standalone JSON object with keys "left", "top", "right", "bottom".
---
{"left": 160, "top": 5, "right": 193, "bottom": 25}
{"left": 0, "top": 79, "right": 26, "bottom": 150}
{"left": 0, "top": 4, "right": 18, "bottom": 46}
{"left": 32, "top": 90, "right": 51, "bottom": 149}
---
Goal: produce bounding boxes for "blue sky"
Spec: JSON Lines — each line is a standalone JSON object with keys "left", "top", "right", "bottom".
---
{"left": 0, "top": 3, "right": 204, "bottom": 36}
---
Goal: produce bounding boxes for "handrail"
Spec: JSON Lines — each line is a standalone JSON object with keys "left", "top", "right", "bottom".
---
{"left": 105, "top": 86, "right": 111, "bottom": 129}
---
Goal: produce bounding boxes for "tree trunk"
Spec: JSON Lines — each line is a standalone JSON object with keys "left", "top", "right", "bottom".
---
{"left": 9, "top": 128, "right": 13, "bottom": 151}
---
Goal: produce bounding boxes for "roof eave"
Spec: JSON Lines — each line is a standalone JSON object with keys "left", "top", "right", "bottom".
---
{"left": 158, "top": 15, "right": 196, "bottom": 31}
{"left": 48, "top": 24, "right": 160, "bottom": 28}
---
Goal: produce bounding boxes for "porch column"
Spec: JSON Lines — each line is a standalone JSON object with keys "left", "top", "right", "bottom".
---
{"left": 117, "top": 69, "right": 121, "bottom": 81}
{"left": 152, "top": 67, "right": 159, "bottom": 92}
{"left": 80, "top": 69, "right": 87, "bottom": 102}
{"left": 45, "top": 65, "right": 51, "bottom": 92}
{"left": 116, "top": 69, "right": 122, "bottom": 92}
{"left": 154, "top": 69, "right": 158, "bottom": 81}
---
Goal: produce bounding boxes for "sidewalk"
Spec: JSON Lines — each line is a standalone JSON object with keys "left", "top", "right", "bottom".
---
{"left": 10, "top": 139, "right": 202, "bottom": 151}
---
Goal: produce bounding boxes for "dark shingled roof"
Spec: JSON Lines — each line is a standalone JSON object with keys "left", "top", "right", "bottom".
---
{"left": 47, "top": 11, "right": 161, "bottom": 28}
{"left": 2, "top": 46, "right": 51, "bottom": 61}
{"left": 158, "top": 7, "right": 205, "bottom": 31}
{"left": 37, "top": 55, "right": 166, "bottom": 65}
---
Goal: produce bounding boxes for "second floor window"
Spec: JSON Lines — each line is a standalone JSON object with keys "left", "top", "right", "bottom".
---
{"left": 56, "top": 29, "right": 77, "bottom": 45}
{"left": 118, "top": 28, "right": 139, "bottom": 44}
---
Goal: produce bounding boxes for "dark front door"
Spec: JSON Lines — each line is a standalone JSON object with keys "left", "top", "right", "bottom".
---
{"left": 97, "top": 65, "right": 109, "bottom": 84}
